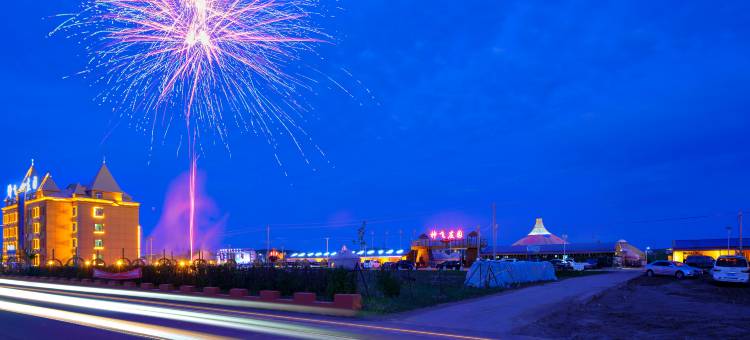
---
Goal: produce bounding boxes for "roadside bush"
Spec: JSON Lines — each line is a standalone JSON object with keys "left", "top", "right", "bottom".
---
{"left": 0, "top": 265, "right": 357, "bottom": 300}
{"left": 375, "top": 270, "right": 401, "bottom": 298}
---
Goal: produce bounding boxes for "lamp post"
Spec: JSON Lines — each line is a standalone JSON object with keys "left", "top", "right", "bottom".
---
{"left": 645, "top": 246, "right": 651, "bottom": 265}
{"left": 562, "top": 234, "right": 568, "bottom": 260}
{"left": 324, "top": 237, "right": 329, "bottom": 253}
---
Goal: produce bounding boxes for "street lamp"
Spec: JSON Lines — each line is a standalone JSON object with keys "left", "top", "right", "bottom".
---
{"left": 562, "top": 234, "right": 568, "bottom": 260}
{"left": 645, "top": 246, "right": 651, "bottom": 264}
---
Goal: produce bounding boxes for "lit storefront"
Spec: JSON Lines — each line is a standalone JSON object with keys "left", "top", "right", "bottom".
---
{"left": 285, "top": 249, "right": 406, "bottom": 267}
{"left": 410, "top": 228, "right": 485, "bottom": 268}
{"left": 671, "top": 238, "right": 750, "bottom": 262}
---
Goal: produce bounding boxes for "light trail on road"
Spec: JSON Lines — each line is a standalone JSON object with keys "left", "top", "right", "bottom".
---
{"left": 0, "top": 278, "right": 354, "bottom": 316}
{"left": 0, "top": 286, "right": 353, "bottom": 339}
{"left": 11, "top": 285, "right": 491, "bottom": 340}
{"left": 0, "top": 299, "right": 229, "bottom": 340}
{"left": 0, "top": 278, "right": 493, "bottom": 340}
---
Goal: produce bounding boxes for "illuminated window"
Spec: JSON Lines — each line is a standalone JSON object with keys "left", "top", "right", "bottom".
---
{"left": 72, "top": 222, "right": 78, "bottom": 233}
{"left": 94, "top": 239, "right": 104, "bottom": 249}
{"left": 72, "top": 206, "right": 78, "bottom": 217}
{"left": 32, "top": 207, "right": 40, "bottom": 218}
{"left": 32, "top": 238, "right": 40, "bottom": 250}
{"left": 95, "top": 192, "right": 103, "bottom": 199}
{"left": 33, "top": 222, "right": 40, "bottom": 234}
{"left": 93, "top": 207, "right": 105, "bottom": 218}
{"left": 72, "top": 238, "right": 78, "bottom": 248}
{"left": 94, "top": 223, "right": 104, "bottom": 233}
{"left": 33, "top": 257, "right": 40, "bottom": 267}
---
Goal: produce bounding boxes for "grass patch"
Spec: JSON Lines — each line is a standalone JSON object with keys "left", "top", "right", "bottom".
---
{"left": 359, "top": 270, "right": 503, "bottom": 314}
{"left": 359, "top": 269, "right": 612, "bottom": 314}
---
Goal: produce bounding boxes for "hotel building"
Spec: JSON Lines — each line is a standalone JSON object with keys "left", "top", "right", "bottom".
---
{"left": 2, "top": 161, "right": 140, "bottom": 266}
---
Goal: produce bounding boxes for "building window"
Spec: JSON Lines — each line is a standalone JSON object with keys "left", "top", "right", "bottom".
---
{"left": 33, "top": 222, "right": 40, "bottom": 234}
{"left": 32, "top": 238, "right": 40, "bottom": 250}
{"left": 93, "top": 207, "right": 105, "bottom": 218}
{"left": 33, "top": 256, "right": 40, "bottom": 267}
{"left": 72, "top": 222, "right": 78, "bottom": 233}
{"left": 72, "top": 238, "right": 78, "bottom": 248}
{"left": 72, "top": 206, "right": 78, "bottom": 217}
{"left": 32, "top": 207, "right": 40, "bottom": 218}
{"left": 95, "top": 192, "right": 103, "bottom": 199}
{"left": 94, "top": 223, "right": 104, "bottom": 233}
{"left": 94, "top": 239, "right": 104, "bottom": 249}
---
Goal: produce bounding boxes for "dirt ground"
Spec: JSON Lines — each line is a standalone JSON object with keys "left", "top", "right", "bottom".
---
{"left": 516, "top": 274, "right": 750, "bottom": 339}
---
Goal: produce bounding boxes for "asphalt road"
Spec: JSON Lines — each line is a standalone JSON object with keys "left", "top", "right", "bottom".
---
{"left": 0, "top": 277, "right": 488, "bottom": 340}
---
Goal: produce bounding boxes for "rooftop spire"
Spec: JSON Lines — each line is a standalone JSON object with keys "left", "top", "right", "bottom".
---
{"left": 90, "top": 162, "right": 123, "bottom": 193}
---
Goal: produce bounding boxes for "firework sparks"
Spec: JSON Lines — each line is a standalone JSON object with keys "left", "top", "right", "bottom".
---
{"left": 53, "top": 0, "right": 327, "bottom": 258}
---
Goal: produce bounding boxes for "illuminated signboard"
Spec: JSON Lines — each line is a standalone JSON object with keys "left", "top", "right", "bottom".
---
{"left": 429, "top": 229, "right": 464, "bottom": 241}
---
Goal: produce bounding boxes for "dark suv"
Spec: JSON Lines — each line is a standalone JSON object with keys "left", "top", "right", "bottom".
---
{"left": 436, "top": 260, "right": 462, "bottom": 270}
{"left": 684, "top": 255, "right": 715, "bottom": 270}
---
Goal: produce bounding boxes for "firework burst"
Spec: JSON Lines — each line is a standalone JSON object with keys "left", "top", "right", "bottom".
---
{"left": 53, "top": 0, "right": 326, "bottom": 151}
{"left": 53, "top": 0, "right": 328, "bottom": 258}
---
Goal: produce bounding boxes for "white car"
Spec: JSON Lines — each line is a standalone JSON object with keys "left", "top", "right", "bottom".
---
{"left": 711, "top": 256, "right": 749, "bottom": 283}
{"left": 645, "top": 260, "right": 701, "bottom": 279}
{"left": 564, "top": 260, "right": 585, "bottom": 271}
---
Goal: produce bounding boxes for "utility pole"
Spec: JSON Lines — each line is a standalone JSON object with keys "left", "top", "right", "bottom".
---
{"left": 476, "top": 225, "right": 481, "bottom": 261}
{"left": 399, "top": 229, "right": 403, "bottom": 249}
{"left": 740, "top": 210, "right": 744, "bottom": 253}
{"left": 149, "top": 237, "right": 153, "bottom": 264}
{"left": 492, "top": 202, "right": 497, "bottom": 260}
{"left": 266, "top": 224, "right": 270, "bottom": 262}
{"left": 325, "top": 237, "right": 330, "bottom": 253}
{"left": 726, "top": 226, "right": 732, "bottom": 255}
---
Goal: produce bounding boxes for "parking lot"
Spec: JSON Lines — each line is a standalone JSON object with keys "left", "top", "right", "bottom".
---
{"left": 517, "top": 273, "right": 750, "bottom": 338}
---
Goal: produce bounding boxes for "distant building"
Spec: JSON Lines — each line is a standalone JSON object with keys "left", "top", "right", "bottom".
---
{"left": 484, "top": 240, "right": 644, "bottom": 267}
{"left": 216, "top": 248, "right": 258, "bottom": 265}
{"left": 512, "top": 218, "right": 567, "bottom": 246}
{"left": 482, "top": 218, "right": 644, "bottom": 267}
{"left": 671, "top": 238, "right": 750, "bottom": 262}
{"left": 2, "top": 161, "right": 140, "bottom": 266}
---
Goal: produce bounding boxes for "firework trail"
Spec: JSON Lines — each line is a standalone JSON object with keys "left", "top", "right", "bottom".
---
{"left": 53, "top": 0, "right": 327, "bottom": 259}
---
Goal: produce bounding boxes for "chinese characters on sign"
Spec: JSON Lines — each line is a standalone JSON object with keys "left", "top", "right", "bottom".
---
{"left": 429, "top": 229, "right": 464, "bottom": 241}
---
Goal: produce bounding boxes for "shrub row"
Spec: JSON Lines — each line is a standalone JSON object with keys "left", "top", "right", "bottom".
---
{"left": 1, "top": 265, "right": 357, "bottom": 301}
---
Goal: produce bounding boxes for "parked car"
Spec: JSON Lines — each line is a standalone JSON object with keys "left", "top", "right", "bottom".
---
{"left": 381, "top": 262, "right": 396, "bottom": 271}
{"left": 711, "top": 255, "right": 749, "bottom": 284}
{"left": 436, "top": 260, "right": 462, "bottom": 270}
{"left": 549, "top": 259, "right": 567, "bottom": 270}
{"left": 584, "top": 258, "right": 599, "bottom": 269}
{"left": 564, "top": 260, "right": 586, "bottom": 271}
{"left": 395, "top": 260, "right": 415, "bottom": 271}
{"left": 362, "top": 260, "right": 380, "bottom": 270}
{"left": 645, "top": 260, "right": 701, "bottom": 279}
{"left": 685, "top": 255, "right": 715, "bottom": 271}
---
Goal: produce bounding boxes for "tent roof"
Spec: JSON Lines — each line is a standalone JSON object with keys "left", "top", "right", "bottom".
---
{"left": 512, "top": 218, "right": 567, "bottom": 246}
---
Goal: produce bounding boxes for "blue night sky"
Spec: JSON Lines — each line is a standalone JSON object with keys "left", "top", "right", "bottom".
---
{"left": 1, "top": 1, "right": 749, "bottom": 251}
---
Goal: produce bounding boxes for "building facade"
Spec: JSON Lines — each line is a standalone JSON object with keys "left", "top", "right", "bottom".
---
{"left": 671, "top": 238, "right": 750, "bottom": 262}
{"left": 2, "top": 161, "right": 140, "bottom": 266}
